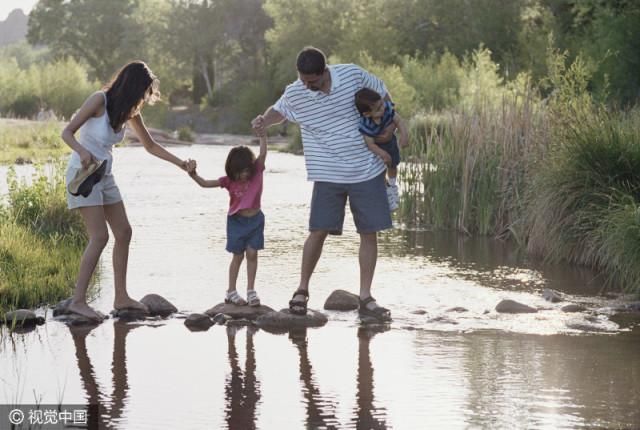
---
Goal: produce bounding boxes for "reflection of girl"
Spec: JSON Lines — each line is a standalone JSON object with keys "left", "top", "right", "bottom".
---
{"left": 62, "top": 61, "right": 192, "bottom": 321}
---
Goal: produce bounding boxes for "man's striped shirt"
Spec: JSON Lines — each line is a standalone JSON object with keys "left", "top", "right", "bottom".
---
{"left": 274, "top": 64, "right": 388, "bottom": 183}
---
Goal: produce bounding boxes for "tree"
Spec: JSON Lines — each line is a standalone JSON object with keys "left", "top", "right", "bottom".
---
{"left": 27, "top": 0, "right": 139, "bottom": 81}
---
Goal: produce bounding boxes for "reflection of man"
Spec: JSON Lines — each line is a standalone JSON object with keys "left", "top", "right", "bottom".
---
{"left": 252, "top": 46, "right": 393, "bottom": 321}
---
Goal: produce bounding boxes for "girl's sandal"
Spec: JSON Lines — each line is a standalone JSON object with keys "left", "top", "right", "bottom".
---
{"left": 247, "top": 290, "right": 261, "bottom": 307}
{"left": 289, "top": 289, "right": 309, "bottom": 315}
{"left": 225, "top": 290, "right": 247, "bottom": 306}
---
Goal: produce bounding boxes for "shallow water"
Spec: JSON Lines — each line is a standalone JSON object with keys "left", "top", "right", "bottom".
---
{"left": 1, "top": 145, "right": 639, "bottom": 429}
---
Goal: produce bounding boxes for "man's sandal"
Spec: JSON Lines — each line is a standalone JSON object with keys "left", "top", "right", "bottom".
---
{"left": 289, "top": 289, "right": 309, "bottom": 315}
{"left": 225, "top": 290, "right": 247, "bottom": 306}
{"left": 359, "top": 296, "right": 392, "bottom": 321}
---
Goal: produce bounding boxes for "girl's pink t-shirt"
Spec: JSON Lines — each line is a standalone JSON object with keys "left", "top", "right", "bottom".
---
{"left": 218, "top": 160, "right": 265, "bottom": 215}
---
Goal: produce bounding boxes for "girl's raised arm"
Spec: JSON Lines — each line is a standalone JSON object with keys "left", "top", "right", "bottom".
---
{"left": 256, "top": 134, "right": 267, "bottom": 165}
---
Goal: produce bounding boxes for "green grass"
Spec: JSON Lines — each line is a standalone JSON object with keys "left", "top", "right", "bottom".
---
{"left": 526, "top": 108, "right": 640, "bottom": 292}
{"left": 399, "top": 94, "right": 547, "bottom": 240}
{"left": 0, "top": 163, "right": 88, "bottom": 313}
{"left": 0, "top": 120, "right": 70, "bottom": 165}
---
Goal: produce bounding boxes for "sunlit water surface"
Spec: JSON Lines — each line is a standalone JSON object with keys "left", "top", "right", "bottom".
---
{"left": 1, "top": 145, "right": 639, "bottom": 429}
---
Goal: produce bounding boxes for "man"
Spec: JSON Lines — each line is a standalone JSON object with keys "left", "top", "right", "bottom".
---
{"left": 251, "top": 46, "right": 393, "bottom": 321}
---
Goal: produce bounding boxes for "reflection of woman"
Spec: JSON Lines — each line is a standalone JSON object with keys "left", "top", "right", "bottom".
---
{"left": 61, "top": 61, "right": 192, "bottom": 321}
{"left": 69, "top": 321, "right": 138, "bottom": 428}
{"left": 225, "top": 326, "right": 261, "bottom": 430}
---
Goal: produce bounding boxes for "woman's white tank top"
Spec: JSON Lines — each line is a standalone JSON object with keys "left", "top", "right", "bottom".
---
{"left": 68, "top": 91, "right": 125, "bottom": 174}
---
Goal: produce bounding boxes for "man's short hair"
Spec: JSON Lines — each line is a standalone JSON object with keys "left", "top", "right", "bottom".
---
{"left": 296, "top": 47, "right": 326, "bottom": 75}
{"left": 355, "top": 88, "right": 382, "bottom": 115}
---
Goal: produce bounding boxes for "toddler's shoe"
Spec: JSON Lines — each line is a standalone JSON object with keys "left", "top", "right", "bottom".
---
{"left": 247, "top": 290, "right": 260, "bottom": 307}
{"left": 225, "top": 290, "right": 247, "bottom": 306}
{"left": 386, "top": 184, "right": 399, "bottom": 211}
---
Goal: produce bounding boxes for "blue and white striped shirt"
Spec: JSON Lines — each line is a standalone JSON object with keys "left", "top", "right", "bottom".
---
{"left": 274, "top": 64, "right": 388, "bottom": 183}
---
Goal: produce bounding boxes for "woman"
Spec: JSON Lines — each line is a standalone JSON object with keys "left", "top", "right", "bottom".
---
{"left": 62, "top": 61, "right": 190, "bottom": 321}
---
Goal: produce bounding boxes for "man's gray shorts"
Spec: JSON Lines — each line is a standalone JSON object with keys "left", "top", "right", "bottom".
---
{"left": 309, "top": 172, "right": 392, "bottom": 235}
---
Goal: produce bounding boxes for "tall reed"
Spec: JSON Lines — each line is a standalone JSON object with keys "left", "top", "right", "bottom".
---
{"left": 399, "top": 93, "right": 549, "bottom": 242}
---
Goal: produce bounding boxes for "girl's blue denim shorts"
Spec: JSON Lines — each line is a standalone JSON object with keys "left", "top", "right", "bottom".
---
{"left": 226, "top": 210, "right": 265, "bottom": 254}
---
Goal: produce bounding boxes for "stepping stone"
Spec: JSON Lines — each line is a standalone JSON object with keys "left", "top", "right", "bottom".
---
{"left": 140, "top": 294, "right": 178, "bottom": 317}
{"left": 205, "top": 303, "right": 274, "bottom": 320}
{"left": 324, "top": 289, "right": 359, "bottom": 311}
{"left": 184, "top": 313, "right": 214, "bottom": 331}
{"left": 255, "top": 309, "right": 328, "bottom": 331}
{"left": 495, "top": 299, "right": 538, "bottom": 314}
{"left": 1, "top": 310, "right": 44, "bottom": 327}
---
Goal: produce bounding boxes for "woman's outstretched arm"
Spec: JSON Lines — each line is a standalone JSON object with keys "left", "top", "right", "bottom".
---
{"left": 128, "top": 114, "right": 188, "bottom": 170}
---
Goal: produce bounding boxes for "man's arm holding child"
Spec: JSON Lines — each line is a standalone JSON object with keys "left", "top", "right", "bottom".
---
{"left": 364, "top": 135, "right": 392, "bottom": 165}
{"left": 186, "top": 160, "right": 221, "bottom": 188}
{"left": 374, "top": 92, "right": 396, "bottom": 143}
{"left": 394, "top": 112, "right": 409, "bottom": 148}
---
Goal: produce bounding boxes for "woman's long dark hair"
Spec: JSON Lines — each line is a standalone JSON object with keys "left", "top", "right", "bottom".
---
{"left": 103, "top": 61, "right": 160, "bottom": 132}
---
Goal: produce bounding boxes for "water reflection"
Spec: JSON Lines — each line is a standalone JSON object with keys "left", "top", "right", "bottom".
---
{"left": 225, "top": 325, "right": 260, "bottom": 430}
{"left": 288, "top": 327, "right": 340, "bottom": 429}
{"left": 382, "top": 229, "right": 607, "bottom": 295}
{"left": 353, "top": 325, "right": 390, "bottom": 430}
{"left": 69, "top": 321, "right": 142, "bottom": 429}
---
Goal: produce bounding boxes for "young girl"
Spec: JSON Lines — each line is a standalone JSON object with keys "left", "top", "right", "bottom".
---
{"left": 62, "top": 61, "right": 193, "bottom": 321}
{"left": 187, "top": 134, "right": 267, "bottom": 307}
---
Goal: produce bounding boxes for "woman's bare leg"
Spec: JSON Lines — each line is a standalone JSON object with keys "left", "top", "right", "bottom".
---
{"left": 68, "top": 206, "right": 109, "bottom": 320}
{"left": 104, "top": 201, "right": 147, "bottom": 312}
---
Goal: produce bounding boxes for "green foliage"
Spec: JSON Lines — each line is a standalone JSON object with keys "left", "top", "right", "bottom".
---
{"left": 526, "top": 108, "right": 640, "bottom": 292}
{"left": 28, "top": 0, "right": 138, "bottom": 81}
{"left": 6, "top": 163, "right": 85, "bottom": 243}
{"left": 0, "top": 120, "right": 69, "bottom": 164}
{"left": 355, "top": 53, "right": 417, "bottom": 116}
{"left": 0, "top": 164, "right": 87, "bottom": 311}
{"left": 401, "top": 53, "right": 462, "bottom": 112}
{"left": 177, "top": 126, "right": 195, "bottom": 142}
{"left": 400, "top": 92, "right": 547, "bottom": 237}
{"left": 0, "top": 56, "right": 96, "bottom": 119}
{"left": 229, "top": 80, "right": 273, "bottom": 133}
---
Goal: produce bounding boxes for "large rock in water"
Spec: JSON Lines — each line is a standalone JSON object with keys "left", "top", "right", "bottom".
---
{"left": 1, "top": 309, "right": 44, "bottom": 327}
{"left": 184, "top": 313, "right": 214, "bottom": 331}
{"left": 140, "top": 294, "right": 178, "bottom": 317}
{"left": 255, "top": 309, "right": 328, "bottom": 331}
{"left": 205, "top": 303, "right": 274, "bottom": 320}
{"left": 324, "top": 289, "right": 359, "bottom": 311}
{"left": 495, "top": 299, "right": 538, "bottom": 314}
{"left": 542, "top": 289, "right": 563, "bottom": 303}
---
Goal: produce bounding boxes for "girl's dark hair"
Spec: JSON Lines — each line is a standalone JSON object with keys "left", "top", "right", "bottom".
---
{"left": 355, "top": 88, "right": 381, "bottom": 115}
{"left": 296, "top": 46, "right": 326, "bottom": 75}
{"left": 104, "top": 61, "right": 160, "bottom": 132}
{"left": 225, "top": 146, "right": 256, "bottom": 180}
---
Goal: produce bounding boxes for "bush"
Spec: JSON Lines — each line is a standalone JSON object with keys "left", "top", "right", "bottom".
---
{"left": 1, "top": 163, "right": 87, "bottom": 311}
{"left": 0, "top": 57, "right": 96, "bottom": 119}
{"left": 526, "top": 108, "right": 640, "bottom": 292}
{"left": 401, "top": 52, "right": 462, "bottom": 112}
{"left": 177, "top": 126, "right": 195, "bottom": 142}
{"left": 6, "top": 163, "right": 85, "bottom": 244}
